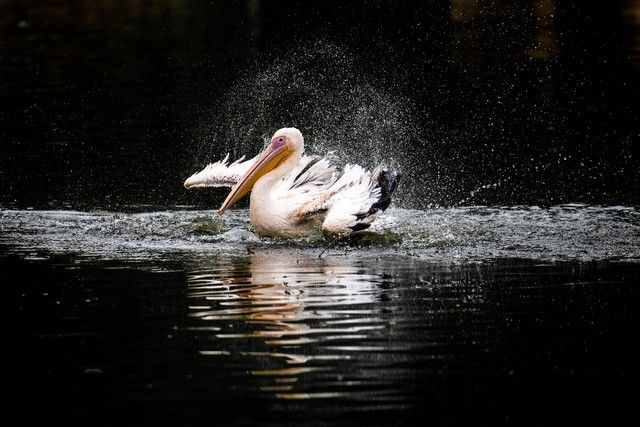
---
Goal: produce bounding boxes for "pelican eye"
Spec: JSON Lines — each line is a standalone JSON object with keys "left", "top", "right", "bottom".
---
{"left": 272, "top": 136, "right": 286, "bottom": 148}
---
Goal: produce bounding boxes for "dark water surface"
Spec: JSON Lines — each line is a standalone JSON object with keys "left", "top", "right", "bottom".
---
{"left": 4, "top": 206, "right": 640, "bottom": 425}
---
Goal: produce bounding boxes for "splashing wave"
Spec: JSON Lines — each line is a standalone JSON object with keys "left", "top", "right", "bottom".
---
{"left": 1, "top": 205, "right": 638, "bottom": 262}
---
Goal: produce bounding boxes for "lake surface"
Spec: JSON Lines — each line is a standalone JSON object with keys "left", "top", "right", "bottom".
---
{"left": 4, "top": 205, "right": 639, "bottom": 425}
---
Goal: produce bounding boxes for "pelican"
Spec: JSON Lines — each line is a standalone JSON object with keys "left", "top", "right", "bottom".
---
{"left": 183, "top": 127, "right": 400, "bottom": 238}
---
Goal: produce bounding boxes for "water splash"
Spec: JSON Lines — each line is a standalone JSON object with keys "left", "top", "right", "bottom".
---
{"left": 191, "top": 39, "right": 426, "bottom": 208}
{"left": 2, "top": 205, "right": 639, "bottom": 262}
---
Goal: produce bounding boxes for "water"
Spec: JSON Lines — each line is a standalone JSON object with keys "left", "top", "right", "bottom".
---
{"left": 4, "top": 206, "right": 640, "bottom": 425}
{"left": 2, "top": 205, "right": 638, "bottom": 261}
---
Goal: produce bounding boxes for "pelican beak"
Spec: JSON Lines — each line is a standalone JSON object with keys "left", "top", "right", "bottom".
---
{"left": 217, "top": 140, "right": 290, "bottom": 214}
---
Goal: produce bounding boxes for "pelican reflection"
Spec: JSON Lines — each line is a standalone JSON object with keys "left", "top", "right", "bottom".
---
{"left": 185, "top": 249, "right": 393, "bottom": 399}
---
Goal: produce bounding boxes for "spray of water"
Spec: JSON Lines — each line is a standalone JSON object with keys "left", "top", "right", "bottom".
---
{"left": 191, "top": 39, "right": 429, "bottom": 208}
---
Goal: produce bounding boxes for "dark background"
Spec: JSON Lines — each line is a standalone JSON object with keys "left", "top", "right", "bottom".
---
{"left": 1, "top": 0, "right": 638, "bottom": 209}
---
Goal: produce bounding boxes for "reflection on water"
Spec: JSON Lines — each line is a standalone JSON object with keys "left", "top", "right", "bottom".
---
{"left": 180, "top": 248, "right": 639, "bottom": 412}
{"left": 4, "top": 207, "right": 640, "bottom": 424}
{"left": 187, "top": 251, "right": 409, "bottom": 402}
{"left": 7, "top": 239, "right": 640, "bottom": 424}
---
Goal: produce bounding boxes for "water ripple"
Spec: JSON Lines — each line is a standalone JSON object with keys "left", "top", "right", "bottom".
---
{"left": 1, "top": 205, "right": 638, "bottom": 262}
{"left": 179, "top": 250, "right": 491, "bottom": 401}
{"left": 5, "top": 207, "right": 639, "bottom": 423}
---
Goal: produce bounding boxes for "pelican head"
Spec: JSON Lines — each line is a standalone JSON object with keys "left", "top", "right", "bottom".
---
{"left": 218, "top": 127, "right": 304, "bottom": 214}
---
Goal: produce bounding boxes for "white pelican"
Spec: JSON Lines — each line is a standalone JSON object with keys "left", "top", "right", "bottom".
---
{"left": 184, "top": 127, "right": 400, "bottom": 238}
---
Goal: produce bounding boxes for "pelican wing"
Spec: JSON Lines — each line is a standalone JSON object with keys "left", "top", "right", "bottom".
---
{"left": 288, "top": 164, "right": 376, "bottom": 225}
{"left": 286, "top": 155, "right": 338, "bottom": 192}
{"left": 265, "top": 155, "right": 339, "bottom": 220}
{"left": 184, "top": 154, "right": 258, "bottom": 188}
{"left": 321, "top": 165, "right": 382, "bottom": 233}
{"left": 294, "top": 164, "right": 399, "bottom": 234}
